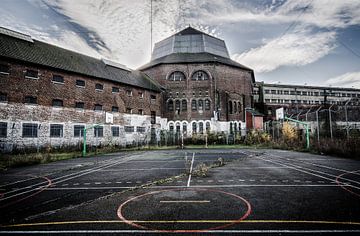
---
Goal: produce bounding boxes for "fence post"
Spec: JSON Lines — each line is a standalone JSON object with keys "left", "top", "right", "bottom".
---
{"left": 345, "top": 99, "right": 351, "bottom": 139}
{"left": 316, "top": 106, "right": 322, "bottom": 145}
{"left": 328, "top": 104, "right": 334, "bottom": 140}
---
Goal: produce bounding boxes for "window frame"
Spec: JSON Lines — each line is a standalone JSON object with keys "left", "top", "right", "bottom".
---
{"left": 0, "top": 122, "right": 7, "bottom": 138}
{"left": 111, "top": 126, "right": 120, "bottom": 137}
{"left": 95, "top": 83, "right": 104, "bottom": 91}
{"left": 94, "top": 126, "right": 104, "bottom": 137}
{"left": 52, "top": 75, "right": 64, "bottom": 84}
{"left": 52, "top": 99, "right": 63, "bottom": 107}
{"left": 24, "top": 69, "right": 39, "bottom": 79}
{"left": 50, "top": 124, "right": 63, "bottom": 138}
{"left": 76, "top": 79, "right": 86, "bottom": 88}
{"left": 94, "top": 104, "right": 103, "bottom": 111}
{"left": 22, "top": 123, "right": 38, "bottom": 138}
{"left": 0, "top": 64, "right": 10, "bottom": 75}
{"left": 74, "top": 125, "right": 85, "bottom": 137}
{"left": 168, "top": 71, "right": 186, "bottom": 81}
{"left": 24, "top": 96, "right": 37, "bottom": 105}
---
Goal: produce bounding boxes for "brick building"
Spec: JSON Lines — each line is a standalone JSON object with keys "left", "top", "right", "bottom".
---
{"left": 0, "top": 26, "right": 256, "bottom": 152}
{"left": 140, "top": 27, "right": 255, "bottom": 135}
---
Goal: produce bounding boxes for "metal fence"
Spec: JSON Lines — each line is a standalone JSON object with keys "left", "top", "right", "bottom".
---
{"left": 264, "top": 98, "right": 360, "bottom": 143}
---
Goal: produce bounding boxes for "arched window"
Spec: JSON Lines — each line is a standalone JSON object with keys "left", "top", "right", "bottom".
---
{"left": 206, "top": 122, "right": 210, "bottom": 132}
{"left": 234, "top": 101, "right": 237, "bottom": 113}
{"left": 182, "top": 123, "right": 187, "bottom": 134}
{"left": 169, "top": 124, "right": 174, "bottom": 132}
{"left": 182, "top": 100, "right": 187, "bottom": 111}
{"left": 230, "top": 122, "right": 233, "bottom": 133}
{"left": 229, "top": 101, "right": 233, "bottom": 114}
{"left": 199, "top": 122, "right": 204, "bottom": 134}
{"left": 238, "top": 102, "right": 241, "bottom": 113}
{"left": 198, "top": 99, "right": 204, "bottom": 110}
{"left": 168, "top": 100, "right": 174, "bottom": 111}
{"left": 191, "top": 100, "right": 197, "bottom": 111}
{"left": 191, "top": 71, "right": 209, "bottom": 81}
{"left": 168, "top": 71, "right": 185, "bottom": 81}
{"left": 234, "top": 123, "right": 237, "bottom": 133}
{"left": 205, "top": 99, "right": 211, "bottom": 110}
{"left": 192, "top": 122, "right": 197, "bottom": 133}
{"left": 175, "top": 100, "right": 180, "bottom": 111}
{"left": 176, "top": 123, "right": 181, "bottom": 133}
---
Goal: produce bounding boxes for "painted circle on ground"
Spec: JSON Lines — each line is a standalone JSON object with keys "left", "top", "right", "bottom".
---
{"left": 117, "top": 188, "right": 252, "bottom": 233}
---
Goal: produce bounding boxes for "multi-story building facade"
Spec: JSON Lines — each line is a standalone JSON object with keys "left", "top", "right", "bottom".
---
{"left": 0, "top": 26, "right": 256, "bottom": 152}
{"left": 0, "top": 27, "right": 164, "bottom": 152}
{"left": 254, "top": 82, "right": 360, "bottom": 120}
{"left": 140, "top": 27, "right": 255, "bottom": 135}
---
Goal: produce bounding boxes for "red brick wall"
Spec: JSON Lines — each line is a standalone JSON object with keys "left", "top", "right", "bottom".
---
{"left": 142, "top": 62, "right": 253, "bottom": 122}
{"left": 0, "top": 59, "right": 161, "bottom": 120}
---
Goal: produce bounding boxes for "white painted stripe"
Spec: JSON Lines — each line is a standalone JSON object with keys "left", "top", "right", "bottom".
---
{"left": 1, "top": 230, "right": 359, "bottom": 234}
{"left": 187, "top": 152, "right": 195, "bottom": 187}
{"left": 44, "top": 184, "right": 343, "bottom": 190}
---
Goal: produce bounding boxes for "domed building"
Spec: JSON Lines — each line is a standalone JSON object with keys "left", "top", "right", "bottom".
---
{"left": 140, "top": 27, "right": 255, "bottom": 136}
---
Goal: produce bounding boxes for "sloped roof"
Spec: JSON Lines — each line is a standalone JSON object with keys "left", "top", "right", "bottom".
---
{"left": 139, "top": 52, "right": 253, "bottom": 72}
{"left": 0, "top": 28, "right": 161, "bottom": 92}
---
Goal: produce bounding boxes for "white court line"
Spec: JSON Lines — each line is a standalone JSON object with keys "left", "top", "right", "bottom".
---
{"left": 187, "top": 152, "right": 195, "bottom": 187}
{"left": 159, "top": 200, "right": 210, "bottom": 203}
{"left": 1, "top": 230, "right": 359, "bottom": 234}
{"left": 44, "top": 184, "right": 345, "bottom": 190}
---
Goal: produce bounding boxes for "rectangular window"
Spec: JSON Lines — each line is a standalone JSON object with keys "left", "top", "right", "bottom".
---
{"left": 137, "top": 126, "right": 145, "bottom": 133}
{"left": 0, "top": 64, "right": 10, "bottom": 74}
{"left": 302, "top": 91, "right": 307, "bottom": 96}
{"left": 265, "top": 90, "right": 270, "bottom": 94}
{"left": 124, "top": 126, "right": 134, "bottom": 133}
{"left": 151, "top": 111, "right": 156, "bottom": 124}
{"left": 94, "top": 126, "right": 103, "bottom": 137}
{"left": 0, "top": 122, "right": 7, "bottom": 137}
{"left": 74, "top": 125, "right": 84, "bottom": 137}
{"left": 0, "top": 92, "right": 8, "bottom": 102}
{"left": 112, "top": 106, "right": 119, "bottom": 112}
{"left": 284, "top": 91, "right": 289, "bottom": 95}
{"left": 138, "top": 92, "right": 144, "bottom": 98}
{"left": 296, "top": 91, "right": 301, "bottom": 95}
{"left": 126, "top": 90, "right": 132, "bottom": 96}
{"left": 150, "top": 95, "right": 156, "bottom": 100}
{"left": 52, "top": 75, "right": 64, "bottom": 84}
{"left": 265, "top": 99, "right": 270, "bottom": 102}
{"left": 22, "top": 123, "right": 38, "bottom": 138}
{"left": 112, "top": 87, "right": 119, "bottom": 93}
{"left": 25, "top": 69, "right": 38, "bottom": 79}
{"left": 271, "top": 90, "right": 276, "bottom": 94}
{"left": 94, "top": 104, "right": 102, "bottom": 111}
{"left": 111, "top": 126, "right": 120, "bottom": 137}
{"left": 75, "top": 102, "right": 84, "bottom": 109}
{"left": 290, "top": 91, "right": 295, "bottom": 95}
{"left": 50, "top": 124, "right": 63, "bottom": 137}
{"left": 314, "top": 92, "right": 319, "bottom": 96}
{"left": 76, "top": 80, "right": 85, "bottom": 87}
{"left": 52, "top": 99, "right": 63, "bottom": 107}
{"left": 95, "top": 83, "right": 103, "bottom": 91}
{"left": 24, "top": 96, "right": 37, "bottom": 104}
{"left": 138, "top": 109, "right": 143, "bottom": 115}
{"left": 126, "top": 108, "right": 132, "bottom": 114}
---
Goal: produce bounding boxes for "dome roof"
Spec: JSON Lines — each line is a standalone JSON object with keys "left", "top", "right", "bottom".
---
{"left": 151, "top": 27, "right": 230, "bottom": 60}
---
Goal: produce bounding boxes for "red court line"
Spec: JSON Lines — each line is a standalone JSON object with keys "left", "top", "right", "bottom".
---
{"left": 336, "top": 170, "right": 360, "bottom": 198}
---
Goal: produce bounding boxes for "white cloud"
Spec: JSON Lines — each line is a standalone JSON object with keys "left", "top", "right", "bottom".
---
{"left": 232, "top": 29, "right": 337, "bottom": 73}
{"left": 325, "top": 72, "right": 360, "bottom": 88}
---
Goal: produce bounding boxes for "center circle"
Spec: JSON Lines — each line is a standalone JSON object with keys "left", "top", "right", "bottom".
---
{"left": 117, "top": 188, "right": 252, "bottom": 233}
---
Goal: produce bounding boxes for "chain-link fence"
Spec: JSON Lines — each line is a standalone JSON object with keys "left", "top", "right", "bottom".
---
{"left": 264, "top": 98, "right": 360, "bottom": 145}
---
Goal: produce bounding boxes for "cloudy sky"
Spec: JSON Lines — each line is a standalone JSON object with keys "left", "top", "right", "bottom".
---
{"left": 1, "top": 0, "right": 360, "bottom": 88}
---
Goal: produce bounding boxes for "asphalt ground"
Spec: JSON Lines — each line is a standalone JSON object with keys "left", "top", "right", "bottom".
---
{"left": 0, "top": 149, "right": 360, "bottom": 235}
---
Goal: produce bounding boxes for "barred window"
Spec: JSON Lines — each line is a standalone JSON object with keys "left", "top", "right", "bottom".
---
{"left": 95, "top": 83, "right": 103, "bottom": 91}
{"left": 94, "top": 104, "right": 102, "bottom": 111}
{"left": 192, "top": 122, "right": 197, "bottom": 133}
{"left": 124, "top": 126, "right": 134, "bottom": 133}
{"left": 191, "top": 100, "right": 197, "bottom": 111}
{"left": 175, "top": 100, "right": 180, "bottom": 111}
{"left": 205, "top": 99, "right": 210, "bottom": 110}
{"left": 25, "top": 69, "right": 38, "bottom": 79}
{"left": 0, "top": 92, "right": 7, "bottom": 102}
{"left": 182, "top": 100, "right": 187, "bottom": 111}
{"left": 50, "top": 124, "right": 63, "bottom": 137}
{"left": 182, "top": 123, "right": 187, "bottom": 133}
{"left": 112, "top": 87, "right": 119, "bottom": 93}
{"left": 52, "top": 75, "right": 64, "bottom": 83}
{"left": 76, "top": 80, "right": 85, "bottom": 87}
{"left": 167, "top": 100, "right": 174, "bottom": 111}
{"left": 198, "top": 99, "right": 203, "bottom": 110}
{"left": 74, "top": 125, "right": 84, "bottom": 137}
{"left": 52, "top": 99, "right": 63, "bottom": 107}
{"left": 192, "top": 71, "right": 209, "bottom": 80}
{"left": 112, "top": 106, "right": 119, "bottom": 112}
{"left": 137, "top": 126, "right": 146, "bottom": 133}
{"left": 151, "top": 111, "right": 156, "bottom": 124}
{"left": 0, "top": 122, "right": 7, "bottom": 137}
{"left": 24, "top": 96, "right": 37, "bottom": 104}
{"left": 22, "top": 123, "right": 38, "bottom": 138}
{"left": 75, "top": 102, "right": 84, "bottom": 109}
{"left": 168, "top": 71, "right": 185, "bottom": 81}
{"left": 111, "top": 126, "right": 120, "bottom": 137}
{"left": 94, "top": 126, "right": 103, "bottom": 137}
